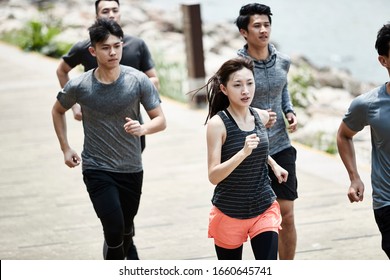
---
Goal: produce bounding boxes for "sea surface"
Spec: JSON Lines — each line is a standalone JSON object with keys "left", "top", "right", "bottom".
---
{"left": 148, "top": 0, "right": 389, "bottom": 85}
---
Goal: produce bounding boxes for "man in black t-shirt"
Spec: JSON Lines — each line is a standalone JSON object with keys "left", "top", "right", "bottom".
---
{"left": 56, "top": 0, "right": 159, "bottom": 121}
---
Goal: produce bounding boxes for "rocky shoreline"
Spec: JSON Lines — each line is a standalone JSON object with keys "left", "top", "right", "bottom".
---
{"left": 1, "top": 0, "right": 377, "bottom": 164}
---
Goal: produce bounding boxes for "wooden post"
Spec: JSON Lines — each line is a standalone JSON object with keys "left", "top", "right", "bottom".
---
{"left": 181, "top": 4, "right": 207, "bottom": 108}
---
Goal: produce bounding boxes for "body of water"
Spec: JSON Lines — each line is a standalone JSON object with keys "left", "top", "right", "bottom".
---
{"left": 148, "top": 0, "right": 389, "bottom": 85}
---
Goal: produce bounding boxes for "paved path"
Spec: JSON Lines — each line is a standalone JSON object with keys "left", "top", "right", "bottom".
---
{"left": 0, "top": 42, "right": 386, "bottom": 260}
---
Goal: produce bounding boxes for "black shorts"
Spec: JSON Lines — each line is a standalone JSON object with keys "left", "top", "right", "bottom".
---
{"left": 141, "top": 135, "right": 146, "bottom": 152}
{"left": 268, "top": 146, "right": 298, "bottom": 201}
{"left": 83, "top": 169, "right": 143, "bottom": 219}
{"left": 374, "top": 205, "right": 390, "bottom": 258}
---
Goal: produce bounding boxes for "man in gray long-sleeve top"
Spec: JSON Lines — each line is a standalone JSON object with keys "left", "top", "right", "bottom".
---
{"left": 235, "top": 3, "right": 298, "bottom": 260}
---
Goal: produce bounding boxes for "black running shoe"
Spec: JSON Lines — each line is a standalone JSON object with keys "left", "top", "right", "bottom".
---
{"left": 126, "top": 243, "right": 139, "bottom": 260}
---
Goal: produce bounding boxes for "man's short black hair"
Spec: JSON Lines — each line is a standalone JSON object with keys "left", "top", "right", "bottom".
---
{"left": 375, "top": 23, "right": 390, "bottom": 56}
{"left": 235, "top": 3, "right": 273, "bottom": 31}
{"left": 89, "top": 18, "right": 123, "bottom": 47}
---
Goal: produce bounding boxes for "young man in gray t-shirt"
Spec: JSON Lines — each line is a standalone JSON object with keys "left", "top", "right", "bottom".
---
{"left": 52, "top": 18, "right": 166, "bottom": 260}
{"left": 337, "top": 23, "right": 390, "bottom": 259}
{"left": 235, "top": 3, "right": 298, "bottom": 260}
{"left": 56, "top": 0, "right": 159, "bottom": 259}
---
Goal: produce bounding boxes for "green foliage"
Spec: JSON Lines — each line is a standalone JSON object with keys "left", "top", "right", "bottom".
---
{"left": 320, "top": 133, "right": 338, "bottom": 155}
{"left": 0, "top": 18, "right": 71, "bottom": 58}
{"left": 300, "top": 131, "right": 338, "bottom": 155}
{"left": 325, "top": 142, "right": 338, "bottom": 155}
{"left": 288, "top": 64, "right": 339, "bottom": 155}
{"left": 25, "top": 20, "right": 59, "bottom": 51}
{"left": 153, "top": 51, "right": 187, "bottom": 103}
{"left": 289, "top": 64, "right": 315, "bottom": 109}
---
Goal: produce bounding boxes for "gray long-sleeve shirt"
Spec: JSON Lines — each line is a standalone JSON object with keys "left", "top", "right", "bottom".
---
{"left": 238, "top": 44, "right": 294, "bottom": 155}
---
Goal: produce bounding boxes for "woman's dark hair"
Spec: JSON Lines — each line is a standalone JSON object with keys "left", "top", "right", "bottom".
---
{"left": 190, "top": 57, "right": 254, "bottom": 124}
{"left": 88, "top": 18, "right": 123, "bottom": 47}
{"left": 235, "top": 3, "right": 272, "bottom": 31}
{"left": 375, "top": 23, "right": 390, "bottom": 56}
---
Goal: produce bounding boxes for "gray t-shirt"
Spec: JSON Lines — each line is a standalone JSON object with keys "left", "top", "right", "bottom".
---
{"left": 57, "top": 65, "right": 161, "bottom": 173}
{"left": 343, "top": 83, "right": 390, "bottom": 209}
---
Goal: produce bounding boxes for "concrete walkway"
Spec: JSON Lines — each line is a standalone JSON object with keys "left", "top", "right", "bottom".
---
{"left": 0, "top": 42, "right": 386, "bottom": 260}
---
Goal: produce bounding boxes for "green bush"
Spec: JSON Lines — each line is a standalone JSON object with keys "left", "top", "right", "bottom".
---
{"left": 289, "top": 64, "right": 315, "bottom": 109}
{"left": 153, "top": 51, "right": 187, "bottom": 103}
{"left": 300, "top": 131, "right": 338, "bottom": 155}
{"left": 0, "top": 18, "right": 71, "bottom": 58}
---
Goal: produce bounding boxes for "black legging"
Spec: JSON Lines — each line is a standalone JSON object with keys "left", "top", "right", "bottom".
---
{"left": 100, "top": 207, "right": 131, "bottom": 259}
{"left": 215, "top": 231, "right": 278, "bottom": 260}
{"left": 83, "top": 170, "right": 142, "bottom": 260}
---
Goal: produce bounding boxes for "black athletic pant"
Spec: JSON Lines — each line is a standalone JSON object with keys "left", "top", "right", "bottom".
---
{"left": 83, "top": 169, "right": 143, "bottom": 260}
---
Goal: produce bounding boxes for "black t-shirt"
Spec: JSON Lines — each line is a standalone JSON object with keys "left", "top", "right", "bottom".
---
{"left": 62, "top": 35, "right": 155, "bottom": 72}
